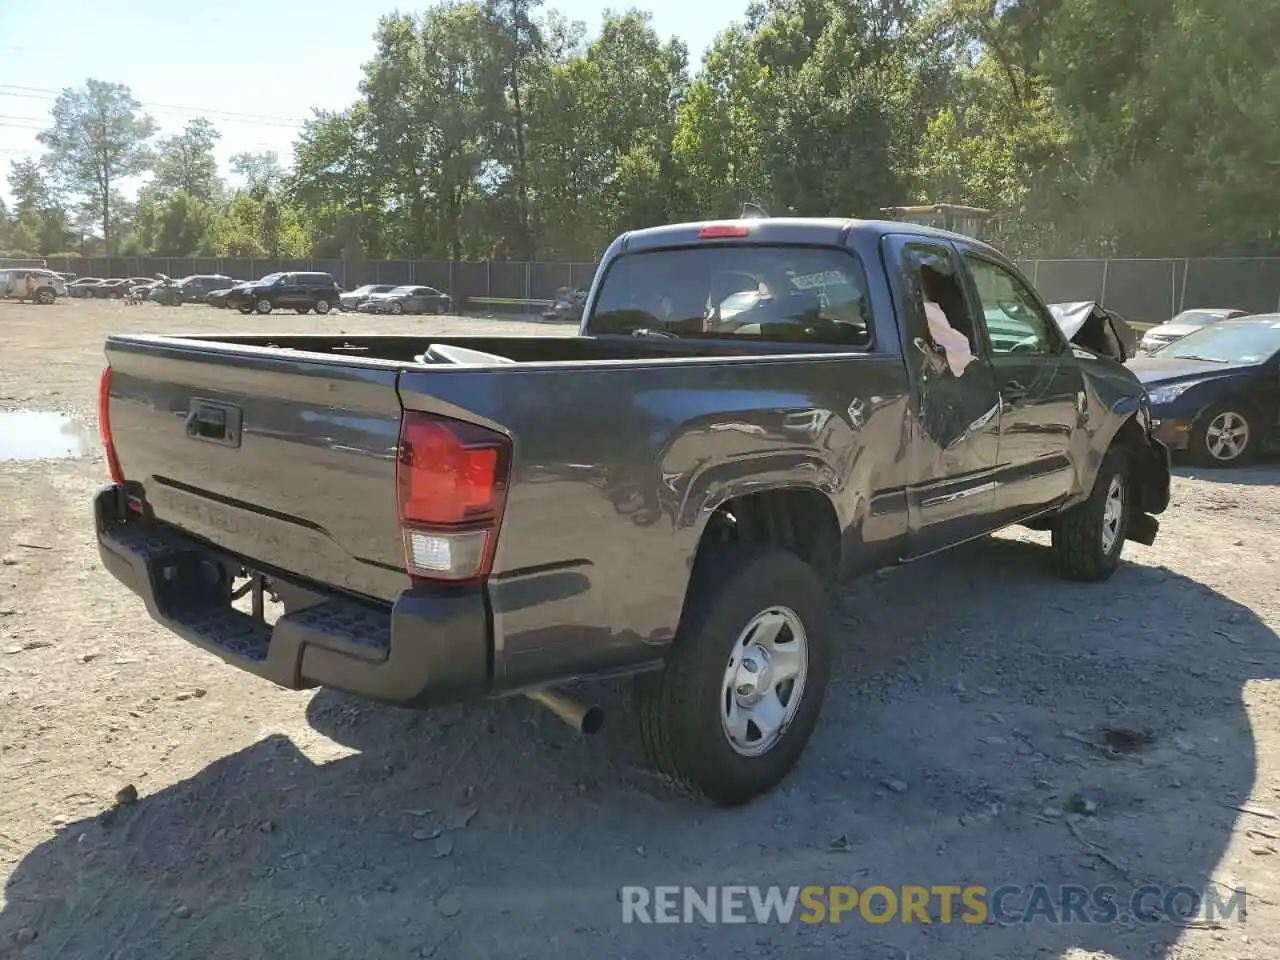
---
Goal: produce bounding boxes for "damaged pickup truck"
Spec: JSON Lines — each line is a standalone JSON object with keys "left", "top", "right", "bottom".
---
{"left": 94, "top": 217, "right": 1170, "bottom": 806}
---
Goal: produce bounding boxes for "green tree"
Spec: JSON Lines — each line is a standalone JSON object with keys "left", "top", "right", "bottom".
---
{"left": 37, "top": 79, "right": 156, "bottom": 254}
{"left": 290, "top": 106, "right": 386, "bottom": 258}
{"left": 154, "top": 190, "right": 215, "bottom": 256}
{"left": 152, "top": 118, "right": 223, "bottom": 202}
{"left": 230, "top": 151, "right": 284, "bottom": 200}
{"left": 212, "top": 193, "right": 265, "bottom": 257}
{"left": 6, "top": 158, "right": 74, "bottom": 255}
{"left": 483, "top": 0, "right": 545, "bottom": 258}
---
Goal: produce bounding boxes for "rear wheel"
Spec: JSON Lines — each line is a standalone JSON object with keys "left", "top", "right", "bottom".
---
{"left": 35, "top": 288, "right": 55, "bottom": 305}
{"left": 1051, "top": 446, "right": 1131, "bottom": 581}
{"left": 238, "top": 304, "right": 254, "bottom": 315}
{"left": 315, "top": 298, "right": 332, "bottom": 315}
{"left": 633, "top": 545, "right": 830, "bottom": 806}
{"left": 435, "top": 302, "right": 447, "bottom": 315}
{"left": 1190, "top": 405, "right": 1255, "bottom": 466}
{"left": 255, "top": 298, "right": 273, "bottom": 315}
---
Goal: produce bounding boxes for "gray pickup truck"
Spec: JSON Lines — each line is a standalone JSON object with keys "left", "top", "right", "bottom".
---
{"left": 95, "top": 217, "right": 1170, "bottom": 806}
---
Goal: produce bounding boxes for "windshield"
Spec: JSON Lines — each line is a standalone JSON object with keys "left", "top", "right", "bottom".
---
{"left": 1160, "top": 322, "right": 1280, "bottom": 363}
{"left": 588, "top": 245, "right": 872, "bottom": 346}
{"left": 1169, "top": 310, "right": 1234, "bottom": 327}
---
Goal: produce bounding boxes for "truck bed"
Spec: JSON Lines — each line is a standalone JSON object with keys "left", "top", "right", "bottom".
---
{"left": 102, "top": 331, "right": 911, "bottom": 692}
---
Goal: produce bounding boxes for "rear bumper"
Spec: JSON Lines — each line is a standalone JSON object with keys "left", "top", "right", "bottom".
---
{"left": 94, "top": 485, "right": 491, "bottom": 708}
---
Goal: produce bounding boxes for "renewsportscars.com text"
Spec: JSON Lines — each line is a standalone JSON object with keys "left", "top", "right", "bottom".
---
{"left": 620, "top": 884, "right": 1246, "bottom": 926}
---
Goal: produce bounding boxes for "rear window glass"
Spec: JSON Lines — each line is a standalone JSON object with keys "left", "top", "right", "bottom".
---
{"left": 587, "top": 245, "right": 873, "bottom": 346}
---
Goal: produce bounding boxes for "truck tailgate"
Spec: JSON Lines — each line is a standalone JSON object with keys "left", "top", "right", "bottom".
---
{"left": 105, "top": 338, "right": 410, "bottom": 602}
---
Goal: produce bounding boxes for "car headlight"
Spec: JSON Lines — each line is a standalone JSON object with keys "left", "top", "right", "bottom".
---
{"left": 1146, "top": 381, "right": 1202, "bottom": 405}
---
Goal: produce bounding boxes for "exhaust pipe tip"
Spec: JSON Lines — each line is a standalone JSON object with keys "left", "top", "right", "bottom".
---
{"left": 526, "top": 689, "right": 605, "bottom": 736}
{"left": 579, "top": 704, "right": 605, "bottom": 736}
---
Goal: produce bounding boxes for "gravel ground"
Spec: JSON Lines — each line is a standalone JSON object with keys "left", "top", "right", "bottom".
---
{"left": 1, "top": 299, "right": 1278, "bottom": 960}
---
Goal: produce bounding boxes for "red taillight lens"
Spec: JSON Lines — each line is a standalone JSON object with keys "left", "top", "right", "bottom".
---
{"left": 698, "top": 222, "right": 752, "bottom": 239}
{"left": 98, "top": 366, "right": 125, "bottom": 484}
{"left": 396, "top": 412, "right": 510, "bottom": 581}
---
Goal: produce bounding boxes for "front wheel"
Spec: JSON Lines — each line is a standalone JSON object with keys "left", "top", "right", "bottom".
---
{"left": 1051, "top": 446, "right": 1131, "bottom": 581}
{"left": 390, "top": 301, "right": 404, "bottom": 315}
{"left": 633, "top": 545, "right": 830, "bottom": 806}
{"left": 1190, "top": 406, "right": 1255, "bottom": 466}
{"left": 255, "top": 298, "right": 273, "bottom": 315}
{"left": 35, "top": 289, "right": 55, "bottom": 305}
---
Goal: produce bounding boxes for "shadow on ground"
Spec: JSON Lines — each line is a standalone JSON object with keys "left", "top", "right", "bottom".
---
{"left": 2, "top": 536, "right": 1275, "bottom": 960}
{"left": 1171, "top": 458, "right": 1280, "bottom": 487}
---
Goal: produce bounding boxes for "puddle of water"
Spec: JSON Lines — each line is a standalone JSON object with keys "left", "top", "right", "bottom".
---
{"left": 0, "top": 411, "right": 92, "bottom": 461}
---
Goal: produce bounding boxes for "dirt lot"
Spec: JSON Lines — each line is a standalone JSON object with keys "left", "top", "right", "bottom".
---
{"left": 1, "top": 298, "right": 1279, "bottom": 960}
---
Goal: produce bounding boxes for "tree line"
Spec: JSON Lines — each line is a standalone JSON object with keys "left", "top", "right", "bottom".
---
{"left": 2, "top": 0, "right": 1275, "bottom": 264}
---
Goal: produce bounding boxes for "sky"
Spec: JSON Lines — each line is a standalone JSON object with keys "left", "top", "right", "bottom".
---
{"left": 0, "top": 0, "right": 747, "bottom": 205}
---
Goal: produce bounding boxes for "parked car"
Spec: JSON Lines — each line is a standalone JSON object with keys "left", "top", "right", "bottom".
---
{"left": 338, "top": 284, "right": 396, "bottom": 311}
{"left": 1127, "top": 314, "right": 1280, "bottom": 466}
{"left": 226, "top": 272, "right": 342, "bottom": 315}
{"left": 93, "top": 216, "right": 1170, "bottom": 806}
{"left": 542, "top": 286, "right": 588, "bottom": 322}
{"left": 92, "top": 279, "right": 131, "bottom": 299}
{"left": 1048, "top": 301, "right": 1139, "bottom": 361}
{"left": 205, "top": 281, "right": 250, "bottom": 309}
{"left": 1137, "top": 308, "right": 1248, "bottom": 355}
{"left": 151, "top": 274, "right": 237, "bottom": 306}
{"left": 356, "top": 285, "right": 451, "bottom": 315}
{"left": 0, "top": 267, "right": 67, "bottom": 304}
{"left": 68, "top": 278, "right": 104, "bottom": 298}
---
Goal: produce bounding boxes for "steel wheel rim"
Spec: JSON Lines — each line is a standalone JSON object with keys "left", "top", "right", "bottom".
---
{"left": 1101, "top": 474, "right": 1124, "bottom": 554}
{"left": 720, "top": 605, "right": 808, "bottom": 758}
{"left": 1206, "top": 412, "right": 1249, "bottom": 461}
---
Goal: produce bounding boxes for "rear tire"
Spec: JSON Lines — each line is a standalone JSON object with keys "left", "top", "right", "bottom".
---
{"left": 238, "top": 304, "right": 254, "bottom": 315}
{"left": 315, "top": 298, "right": 332, "bottom": 315}
{"left": 1051, "top": 446, "right": 1131, "bottom": 582}
{"left": 36, "top": 289, "right": 55, "bottom": 305}
{"left": 633, "top": 545, "right": 831, "bottom": 806}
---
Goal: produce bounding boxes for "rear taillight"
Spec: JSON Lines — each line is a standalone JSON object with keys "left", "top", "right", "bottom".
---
{"left": 396, "top": 412, "right": 510, "bottom": 582}
{"left": 98, "top": 366, "right": 125, "bottom": 484}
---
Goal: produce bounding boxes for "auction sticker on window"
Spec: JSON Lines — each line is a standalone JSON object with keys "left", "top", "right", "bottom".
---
{"left": 790, "top": 270, "right": 849, "bottom": 290}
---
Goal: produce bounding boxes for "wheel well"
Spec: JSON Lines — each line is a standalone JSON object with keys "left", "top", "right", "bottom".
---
{"left": 694, "top": 488, "right": 841, "bottom": 586}
{"left": 1110, "top": 413, "right": 1146, "bottom": 456}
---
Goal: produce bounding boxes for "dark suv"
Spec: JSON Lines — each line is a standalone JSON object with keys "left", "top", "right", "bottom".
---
{"left": 227, "top": 272, "right": 342, "bottom": 316}
{"left": 151, "top": 274, "right": 237, "bottom": 306}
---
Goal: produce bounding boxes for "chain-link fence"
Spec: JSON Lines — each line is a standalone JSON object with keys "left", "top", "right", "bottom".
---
{"left": 1017, "top": 258, "right": 1280, "bottom": 322}
{"left": 39, "top": 256, "right": 601, "bottom": 309}
{"left": 36, "top": 255, "right": 1280, "bottom": 321}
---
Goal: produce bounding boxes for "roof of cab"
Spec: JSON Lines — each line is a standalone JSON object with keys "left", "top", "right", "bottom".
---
{"left": 614, "top": 216, "right": 1003, "bottom": 259}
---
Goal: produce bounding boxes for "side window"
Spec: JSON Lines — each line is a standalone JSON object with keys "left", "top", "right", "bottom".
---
{"left": 963, "top": 255, "right": 1059, "bottom": 356}
{"left": 899, "top": 243, "right": 980, "bottom": 376}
